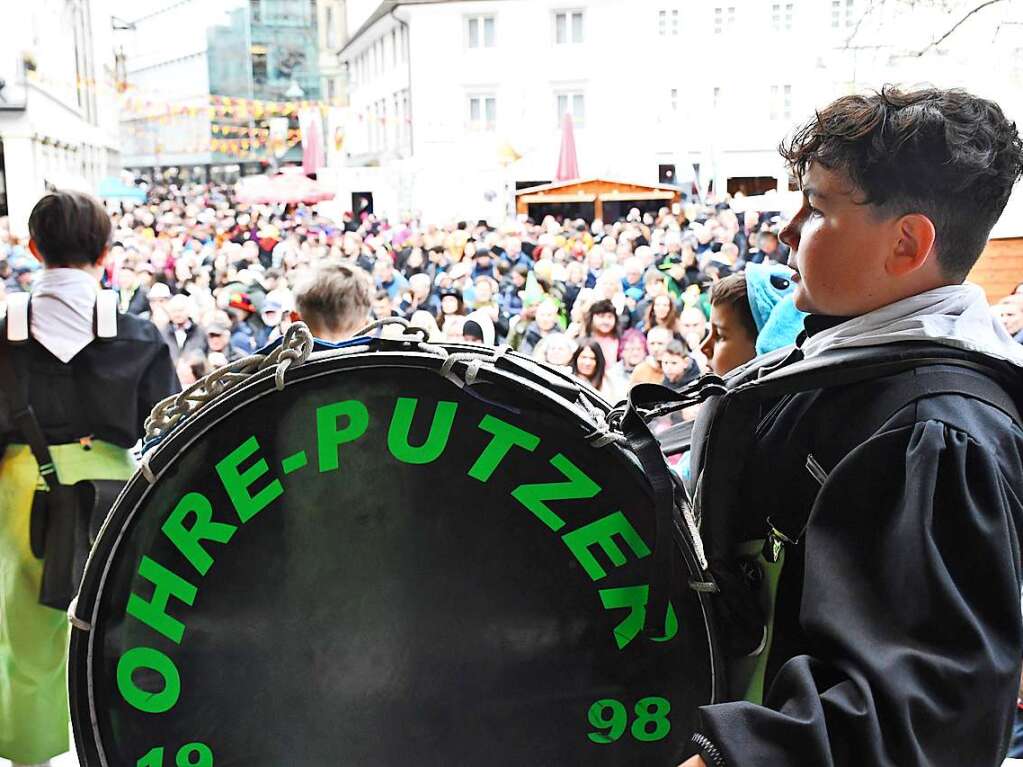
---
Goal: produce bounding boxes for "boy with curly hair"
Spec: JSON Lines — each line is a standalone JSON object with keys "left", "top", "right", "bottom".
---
{"left": 681, "top": 86, "right": 1023, "bottom": 767}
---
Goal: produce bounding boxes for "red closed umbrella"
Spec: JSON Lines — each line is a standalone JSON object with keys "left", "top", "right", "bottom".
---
{"left": 555, "top": 112, "right": 580, "bottom": 181}
{"left": 234, "top": 167, "right": 335, "bottom": 205}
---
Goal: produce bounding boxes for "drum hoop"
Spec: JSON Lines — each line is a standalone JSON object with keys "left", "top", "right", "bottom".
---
{"left": 73, "top": 347, "right": 718, "bottom": 763}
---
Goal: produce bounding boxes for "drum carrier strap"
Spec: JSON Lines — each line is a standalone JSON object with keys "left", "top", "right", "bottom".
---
{"left": 620, "top": 378, "right": 726, "bottom": 635}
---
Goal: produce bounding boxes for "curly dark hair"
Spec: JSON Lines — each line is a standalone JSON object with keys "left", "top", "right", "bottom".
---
{"left": 780, "top": 85, "right": 1023, "bottom": 280}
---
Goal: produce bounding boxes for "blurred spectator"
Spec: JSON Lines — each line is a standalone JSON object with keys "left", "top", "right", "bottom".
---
{"left": 571, "top": 337, "right": 617, "bottom": 400}
{"left": 585, "top": 298, "right": 622, "bottom": 369}
{"left": 160, "top": 293, "right": 208, "bottom": 365}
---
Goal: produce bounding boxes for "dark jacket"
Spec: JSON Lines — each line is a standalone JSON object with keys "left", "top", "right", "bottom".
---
{"left": 1, "top": 313, "right": 179, "bottom": 448}
{"left": 688, "top": 341, "right": 1023, "bottom": 766}
{"left": 160, "top": 321, "right": 208, "bottom": 365}
{"left": 120, "top": 286, "right": 151, "bottom": 316}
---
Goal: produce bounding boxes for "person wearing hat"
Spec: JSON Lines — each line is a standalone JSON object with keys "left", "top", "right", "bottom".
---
{"left": 0, "top": 190, "right": 178, "bottom": 767}
{"left": 436, "top": 285, "right": 465, "bottom": 337}
{"left": 470, "top": 246, "right": 498, "bottom": 281}
{"left": 145, "top": 281, "right": 172, "bottom": 328}
{"left": 461, "top": 309, "right": 496, "bottom": 346}
{"left": 255, "top": 298, "right": 286, "bottom": 347}
{"left": 226, "top": 291, "right": 260, "bottom": 354}
{"left": 205, "top": 317, "right": 250, "bottom": 363}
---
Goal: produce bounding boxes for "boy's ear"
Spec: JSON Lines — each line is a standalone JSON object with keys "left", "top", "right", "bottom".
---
{"left": 887, "top": 213, "right": 936, "bottom": 277}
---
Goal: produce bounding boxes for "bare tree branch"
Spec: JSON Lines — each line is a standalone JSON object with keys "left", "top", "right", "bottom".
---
{"left": 843, "top": 0, "right": 887, "bottom": 48}
{"left": 914, "top": 0, "right": 1010, "bottom": 56}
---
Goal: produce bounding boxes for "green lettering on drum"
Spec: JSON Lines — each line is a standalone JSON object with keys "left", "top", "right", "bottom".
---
{"left": 562, "top": 511, "right": 650, "bottom": 581}
{"left": 631, "top": 697, "right": 672, "bottom": 742}
{"left": 316, "top": 400, "right": 370, "bottom": 472}
{"left": 598, "top": 585, "right": 679, "bottom": 650}
{"left": 216, "top": 436, "right": 283, "bottom": 523}
{"left": 126, "top": 556, "right": 198, "bottom": 644}
{"left": 116, "top": 646, "right": 181, "bottom": 714}
{"left": 137, "top": 743, "right": 213, "bottom": 767}
{"left": 467, "top": 414, "right": 540, "bottom": 481}
{"left": 586, "top": 696, "right": 672, "bottom": 744}
{"left": 281, "top": 451, "right": 308, "bottom": 475}
{"left": 162, "top": 492, "right": 237, "bottom": 577}
{"left": 511, "top": 453, "right": 601, "bottom": 532}
{"left": 388, "top": 398, "right": 458, "bottom": 464}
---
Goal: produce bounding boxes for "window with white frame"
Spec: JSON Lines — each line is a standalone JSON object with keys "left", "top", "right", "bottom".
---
{"left": 556, "top": 91, "right": 585, "bottom": 127}
{"left": 770, "top": 84, "right": 792, "bottom": 120}
{"left": 784, "top": 3, "right": 794, "bottom": 30}
{"left": 467, "top": 15, "right": 496, "bottom": 48}
{"left": 713, "top": 6, "right": 735, "bottom": 33}
{"left": 670, "top": 87, "right": 678, "bottom": 111}
{"left": 658, "top": 9, "right": 680, "bottom": 36}
{"left": 468, "top": 94, "right": 497, "bottom": 131}
{"left": 555, "top": 10, "right": 584, "bottom": 44}
{"left": 832, "top": 0, "right": 855, "bottom": 28}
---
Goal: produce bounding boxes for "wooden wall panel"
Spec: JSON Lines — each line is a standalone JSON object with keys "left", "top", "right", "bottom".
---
{"left": 969, "top": 238, "right": 1023, "bottom": 304}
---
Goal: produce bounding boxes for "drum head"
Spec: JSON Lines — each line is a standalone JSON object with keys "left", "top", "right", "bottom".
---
{"left": 71, "top": 349, "right": 713, "bottom": 766}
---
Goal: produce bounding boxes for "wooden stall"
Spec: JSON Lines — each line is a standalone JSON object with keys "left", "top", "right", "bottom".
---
{"left": 969, "top": 237, "right": 1023, "bottom": 304}
{"left": 516, "top": 178, "right": 682, "bottom": 222}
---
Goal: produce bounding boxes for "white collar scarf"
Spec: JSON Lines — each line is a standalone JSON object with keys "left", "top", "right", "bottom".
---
{"left": 31, "top": 268, "right": 101, "bottom": 363}
{"left": 800, "top": 283, "right": 1023, "bottom": 368}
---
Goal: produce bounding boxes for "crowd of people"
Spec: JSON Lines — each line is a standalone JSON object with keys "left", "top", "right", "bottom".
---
{"left": 0, "top": 182, "right": 826, "bottom": 401}
{"left": 1, "top": 181, "right": 1021, "bottom": 403}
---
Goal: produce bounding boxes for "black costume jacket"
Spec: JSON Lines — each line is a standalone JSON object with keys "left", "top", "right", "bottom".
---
{"left": 691, "top": 320, "right": 1023, "bottom": 766}
{"left": 1, "top": 313, "right": 178, "bottom": 448}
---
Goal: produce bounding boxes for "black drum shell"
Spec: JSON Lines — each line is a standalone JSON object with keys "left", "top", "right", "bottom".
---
{"left": 70, "top": 347, "right": 718, "bottom": 766}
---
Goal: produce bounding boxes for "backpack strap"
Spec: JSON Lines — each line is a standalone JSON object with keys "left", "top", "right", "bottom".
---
{"left": 6, "top": 292, "right": 30, "bottom": 343}
{"left": 0, "top": 322, "right": 59, "bottom": 489}
{"left": 94, "top": 289, "right": 118, "bottom": 340}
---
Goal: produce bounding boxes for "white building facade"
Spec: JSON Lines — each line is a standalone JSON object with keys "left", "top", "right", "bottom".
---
{"left": 0, "top": 0, "right": 123, "bottom": 235}
{"left": 333, "top": 0, "right": 1023, "bottom": 223}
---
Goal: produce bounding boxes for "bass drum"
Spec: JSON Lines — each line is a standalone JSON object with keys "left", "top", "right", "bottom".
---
{"left": 70, "top": 340, "right": 718, "bottom": 766}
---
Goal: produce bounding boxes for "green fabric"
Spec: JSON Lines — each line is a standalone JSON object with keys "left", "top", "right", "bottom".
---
{"left": 0, "top": 441, "right": 134, "bottom": 763}
{"left": 726, "top": 538, "right": 786, "bottom": 705}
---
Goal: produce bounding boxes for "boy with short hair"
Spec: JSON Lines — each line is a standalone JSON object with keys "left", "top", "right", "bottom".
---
{"left": 700, "top": 274, "right": 758, "bottom": 376}
{"left": 701, "top": 264, "right": 806, "bottom": 376}
{"left": 294, "top": 262, "right": 372, "bottom": 342}
{"left": 681, "top": 86, "right": 1023, "bottom": 767}
{"left": 660, "top": 339, "right": 700, "bottom": 391}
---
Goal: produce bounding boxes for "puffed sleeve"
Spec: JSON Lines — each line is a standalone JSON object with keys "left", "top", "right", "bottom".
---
{"left": 690, "top": 419, "right": 1023, "bottom": 766}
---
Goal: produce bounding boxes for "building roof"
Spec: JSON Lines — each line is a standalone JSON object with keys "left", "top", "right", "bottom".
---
{"left": 341, "top": 0, "right": 501, "bottom": 54}
{"left": 515, "top": 178, "right": 681, "bottom": 196}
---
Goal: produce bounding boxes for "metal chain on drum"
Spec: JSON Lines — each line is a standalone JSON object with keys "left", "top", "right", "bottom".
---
{"left": 351, "top": 318, "right": 622, "bottom": 448}
{"left": 145, "top": 322, "right": 315, "bottom": 441}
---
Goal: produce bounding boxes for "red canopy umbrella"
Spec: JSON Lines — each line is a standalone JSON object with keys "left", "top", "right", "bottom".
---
{"left": 555, "top": 112, "right": 580, "bottom": 181}
{"left": 234, "top": 166, "right": 335, "bottom": 205}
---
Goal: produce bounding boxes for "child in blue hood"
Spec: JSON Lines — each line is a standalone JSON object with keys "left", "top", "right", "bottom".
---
{"left": 700, "top": 263, "right": 807, "bottom": 376}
